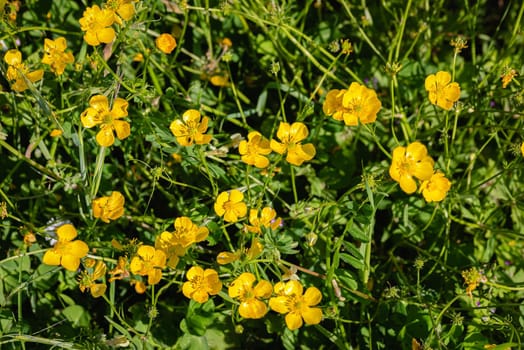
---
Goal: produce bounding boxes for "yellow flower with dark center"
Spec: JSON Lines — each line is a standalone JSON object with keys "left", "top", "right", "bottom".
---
{"left": 169, "top": 109, "right": 212, "bottom": 146}
{"left": 424, "top": 71, "right": 460, "bottom": 110}
{"left": 154, "top": 216, "right": 209, "bottom": 268}
{"left": 228, "top": 272, "right": 272, "bottom": 319}
{"left": 92, "top": 191, "right": 125, "bottom": 223}
{"left": 155, "top": 33, "right": 177, "bottom": 54}
{"left": 129, "top": 245, "right": 166, "bottom": 285}
{"left": 78, "top": 261, "right": 107, "bottom": 298}
{"left": 269, "top": 280, "right": 323, "bottom": 330}
{"left": 245, "top": 207, "right": 282, "bottom": 234}
{"left": 41, "top": 37, "right": 74, "bottom": 75}
{"left": 389, "top": 142, "right": 435, "bottom": 194}
{"left": 214, "top": 189, "right": 247, "bottom": 223}
{"left": 239, "top": 131, "right": 272, "bottom": 168}
{"left": 78, "top": 5, "right": 116, "bottom": 46}
{"left": 331, "top": 82, "right": 381, "bottom": 126}
{"left": 182, "top": 266, "right": 222, "bottom": 303}
{"left": 43, "top": 224, "right": 89, "bottom": 272}
{"left": 419, "top": 171, "right": 451, "bottom": 202}
{"left": 270, "top": 122, "right": 316, "bottom": 166}
{"left": 4, "top": 49, "right": 43, "bottom": 92}
{"left": 105, "top": 0, "right": 135, "bottom": 25}
{"left": 80, "top": 95, "right": 130, "bottom": 147}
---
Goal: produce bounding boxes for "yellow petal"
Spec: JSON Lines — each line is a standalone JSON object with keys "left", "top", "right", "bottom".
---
{"left": 96, "top": 126, "right": 115, "bottom": 147}
{"left": 285, "top": 311, "right": 303, "bottom": 330}
{"left": 43, "top": 249, "right": 61, "bottom": 266}
{"left": 56, "top": 224, "right": 77, "bottom": 242}
{"left": 113, "top": 120, "right": 130, "bottom": 140}
{"left": 269, "top": 296, "right": 290, "bottom": 314}
{"left": 4, "top": 49, "right": 22, "bottom": 65}
{"left": 301, "top": 307, "right": 322, "bottom": 325}
{"left": 61, "top": 255, "right": 81, "bottom": 271}
{"left": 303, "top": 287, "right": 322, "bottom": 306}
{"left": 289, "top": 122, "right": 308, "bottom": 143}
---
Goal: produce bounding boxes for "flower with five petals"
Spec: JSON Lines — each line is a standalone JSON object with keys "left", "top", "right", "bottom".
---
{"left": 269, "top": 280, "right": 323, "bottom": 330}
{"left": 169, "top": 109, "right": 212, "bottom": 146}
{"left": 41, "top": 37, "right": 74, "bottom": 75}
{"left": 419, "top": 171, "right": 451, "bottom": 202}
{"left": 182, "top": 266, "right": 222, "bottom": 303}
{"left": 239, "top": 131, "right": 272, "bottom": 168}
{"left": 78, "top": 5, "right": 116, "bottom": 46}
{"left": 389, "top": 142, "right": 435, "bottom": 194}
{"left": 270, "top": 122, "right": 316, "bottom": 166}
{"left": 43, "top": 224, "right": 89, "bottom": 272}
{"left": 228, "top": 272, "right": 272, "bottom": 319}
{"left": 214, "top": 190, "right": 247, "bottom": 223}
{"left": 129, "top": 245, "right": 166, "bottom": 285}
{"left": 92, "top": 191, "right": 125, "bottom": 223}
{"left": 424, "top": 71, "right": 460, "bottom": 110}
{"left": 80, "top": 95, "right": 130, "bottom": 147}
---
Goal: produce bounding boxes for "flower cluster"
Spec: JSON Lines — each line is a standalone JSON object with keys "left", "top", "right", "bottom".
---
{"left": 3, "top": 49, "right": 43, "bottom": 92}
{"left": 323, "top": 82, "right": 381, "bottom": 126}
{"left": 389, "top": 142, "right": 451, "bottom": 202}
{"left": 79, "top": 0, "right": 136, "bottom": 46}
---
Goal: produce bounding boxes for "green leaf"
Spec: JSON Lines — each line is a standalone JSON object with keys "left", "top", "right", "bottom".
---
{"left": 62, "top": 305, "right": 91, "bottom": 328}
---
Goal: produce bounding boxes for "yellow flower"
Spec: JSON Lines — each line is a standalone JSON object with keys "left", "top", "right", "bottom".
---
{"left": 269, "top": 280, "right": 323, "bottom": 330}
{"left": 238, "top": 131, "right": 272, "bottom": 168}
{"left": 105, "top": 0, "right": 135, "bottom": 25}
{"left": 169, "top": 109, "right": 212, "bottom": 146}
{"left": 245, "top": 207, "right": 282, "bottom": 234}
{"left": 41, "top": 37, "right": 74, "bottom": 75}
{"left": 50, "top": 129, "right": 63, "bottom": 137}
{"left": 419, "top": 171, "right": 451, "bottom": 202}
{"left": 228, "top": 272, "right": 272, "bottom": 319}
{"left": 389, "top": 142, "right": 435, "bottom": 194}
{"left": 216, "top": 251, "right": 241, "bottom": 265}
{"left": 155, "top": 33, "right": 177, "bottom": 54}
{"left": 424, "top": 71, "right": 460, "bottom": 110}
{"left": 129, "top": 245, "right": 166, "bottom": 285}
{"left": 214, "top": 189, "right": 247, "bottom": 223}
{"left": 43, "top": 224, "right": 89, "bottom": 272}
{"left": 4, "top": 49, "right": 43, "bottom": 92}
{"left": 154, "top": 216, "right": 209, "bottom": 268}
{"left": 78, "top": 5, "right": 116, "bottom": 46}
{"left": 92, "top": 191, "right": 125, "bottom": 223}
{"left": 209, "top": 74, "right": 229, "bottom": 87}
{"left": 270, "top": 122, "right": 316, "bottom": 166}
{"left": 80, "top": 95, "right": 130, "bottom": 147}
{"left": 155, "top": 232, "right": 187, "bottom": 268}
{"left": 521, "top": 142, "right": 524, "bottom": 157}
{"left": 501, "top": 67, "right": 518, "bottom": 89}
{"left": 324, "top": 82, "right": 381, "bottom": 126}
{"left": 78, "top": 261, "right": 107, "bottom": 298}
{"left": 246, "top": 237, "right": 264, "bottom": 260}
{"left": 182, "top": 266, "right": 222, "bottom": 303}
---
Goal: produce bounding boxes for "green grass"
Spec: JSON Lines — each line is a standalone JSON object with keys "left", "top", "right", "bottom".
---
{"left": 1, "top": 0, "right": 524, "bottom": 349}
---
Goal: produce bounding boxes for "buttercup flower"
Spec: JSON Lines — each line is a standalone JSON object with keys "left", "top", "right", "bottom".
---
{"left": 501, "top": 67, "right": 518, "bottom": 89}
{"left": 228, "top": 272, "right": 272, "bottom": 319}
{"left": 105, "top": 0, "right": 135, "bottom": 24}
{"left": 214, "top": 189, "right": 248, "bottom": 223}
{"left": 216, "top": 251, "right": 241, "bottom": 265}
{"left": 239, "top": 131, "right": 272, "bottom": 168}
{"left": 78, "top": 261, "right": 107, "bottom": 298}
{"left": 419, "top": 171, "right": 451, "bottom": 202}
{"left": 521, "top": 142, "right": 524, "bottom": 157}
{"left": 92, "top": 191, "right": 125, "bottom": 223}
{"left": 269, "top": 280, "right": 323, "bottom": 330}
{"left": 389, "top": 142, "right": 435, "bottom": 194}
{"left": 129, "top": 245, "right": 166, "bottom": 285}
{"left": 4, "top": 49, "right": 43, "bottom": 92}
{"left": 170, "top": 109, "right": 212, "bottom": 146}
{"left": 324, "top": 82, "right": 381, "bottom": 125}
{"left": 41, "top": 37, "right": 74, "bottom": 75}
{"left": 245, "top": 207, "right": 282, "bottom": 234}
{"left": 43, "top": 224, "right": 89, "bottom": 272}
{"left": 79, "top": 5, "right": 116, "bottom": 46}
{"left": 80, "top": 95, "right": 130, "bottom": 147}
{"left": 156, "top": 33, "right": 177, "bottom": 54}
{"left": 182, "top": 266, "right": 222, "bottom": 303}
{"left": 270, "top": 122, "right": 316, "bottom": 166}
{"left": 154, "top": 216, "right": 209, "bottom": 268}
{"left": 425, "top": 71, "right": 461, "bottom": 110}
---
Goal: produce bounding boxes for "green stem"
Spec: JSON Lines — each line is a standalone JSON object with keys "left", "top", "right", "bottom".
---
{"left": 290, "top": 165, "right": 298, "bottom": 204}
{"left": 90, "top": 146, "right": 107, "bottom": 202}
